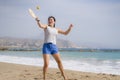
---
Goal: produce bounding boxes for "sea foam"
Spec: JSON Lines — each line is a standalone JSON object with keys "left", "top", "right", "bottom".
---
{"left": 0, "top": 55, "right": 120, "bottom": 75}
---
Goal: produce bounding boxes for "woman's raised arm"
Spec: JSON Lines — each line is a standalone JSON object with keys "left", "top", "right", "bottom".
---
{"left": 58, "top": 24, "right": 73, "bottom": 35}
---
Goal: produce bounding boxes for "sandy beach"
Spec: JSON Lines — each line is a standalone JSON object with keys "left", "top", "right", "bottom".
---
{"left": 0, "top": 62, "right": 120, "bottom": 80}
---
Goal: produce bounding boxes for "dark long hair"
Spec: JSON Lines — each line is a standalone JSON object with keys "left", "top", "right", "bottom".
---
{"left": 48, "top": 16, "right": 56, "bottom": 27}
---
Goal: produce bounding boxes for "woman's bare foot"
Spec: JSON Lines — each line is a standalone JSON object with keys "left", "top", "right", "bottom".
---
{"left": 62, "top": 74, "right": 67, "bottom": 80}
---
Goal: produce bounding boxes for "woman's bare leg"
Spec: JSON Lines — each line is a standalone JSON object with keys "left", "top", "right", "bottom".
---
{"left": 43, "top": 54, "right": 50, "bottom": 80}
{"left": 52, "top": 53, "right": 67, "bottom": 80}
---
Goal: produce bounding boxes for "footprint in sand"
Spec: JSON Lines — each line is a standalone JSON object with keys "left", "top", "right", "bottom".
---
{"left": 25, "top": 73, "right": 31, "bottom": 75}
{"left": 19, "top": 74, "right": 26, "bottom": 78}
{"left": 56, "top": 72, "right": 61, "bottom": 74}
{"left": 85, "top": 75, "right": 90, "bottom": 78}
{"left": 24, "top": 70, "right": 28, "bottom": 72}
{"left": 110, "top": 74, "right": 116, "bottom": 77}
{"left": 34, "top": 78, "right": 38, "bottom": 80}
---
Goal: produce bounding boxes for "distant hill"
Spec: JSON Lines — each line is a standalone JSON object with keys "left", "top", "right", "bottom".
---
{"left": 0, "top": 37, "right": 119, "bottom": 52}
{"left": 0, "top": 37, "right": 78, "bottom": 51}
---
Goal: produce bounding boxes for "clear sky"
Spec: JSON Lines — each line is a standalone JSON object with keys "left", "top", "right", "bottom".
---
{"left": 0, "top": 0, "right": 120, "bottom": 49}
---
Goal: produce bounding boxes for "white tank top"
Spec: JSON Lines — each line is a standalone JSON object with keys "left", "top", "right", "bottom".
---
{"left": 44, "top": 26, "right": 58, "bottom": 44}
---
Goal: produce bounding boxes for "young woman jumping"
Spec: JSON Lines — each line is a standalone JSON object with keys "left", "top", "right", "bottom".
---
{"left": 36, "top": 16, "right": 73, "bottom": 80}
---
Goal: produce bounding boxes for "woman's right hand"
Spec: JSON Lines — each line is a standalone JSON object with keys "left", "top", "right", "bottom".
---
{"left": 35, "top": 17, "right": 40, "bottom": 22}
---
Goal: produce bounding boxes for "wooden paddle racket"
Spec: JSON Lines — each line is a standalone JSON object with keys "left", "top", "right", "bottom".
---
{"left": 28, "top": 8, "right": 37, "bottom": 19}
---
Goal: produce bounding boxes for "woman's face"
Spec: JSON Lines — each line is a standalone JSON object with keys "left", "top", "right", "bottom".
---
{"left": 48, "top": 18, "right": 55, "bottom": 27}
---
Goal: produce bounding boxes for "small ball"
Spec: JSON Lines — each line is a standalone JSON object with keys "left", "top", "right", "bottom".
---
{"left": 36, "top": 6, "right": 40, "bottom": 10}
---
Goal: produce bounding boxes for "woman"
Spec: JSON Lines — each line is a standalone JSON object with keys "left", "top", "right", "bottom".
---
{"left": 36, "top": 16, "right": 73, "bottom": 80}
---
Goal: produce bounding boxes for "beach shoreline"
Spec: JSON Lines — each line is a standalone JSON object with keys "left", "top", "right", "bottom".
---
{"left": 0, "top": 62, "right": 120, "bottom": 80}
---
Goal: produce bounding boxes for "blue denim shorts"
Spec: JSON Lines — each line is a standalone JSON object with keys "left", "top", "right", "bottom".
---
{"left": 42, "top": 43, "right": 58, "bottom": 54}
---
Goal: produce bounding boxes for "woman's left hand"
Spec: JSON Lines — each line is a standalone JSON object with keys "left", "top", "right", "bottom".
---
{"left": 69, "top": 24, "right": 73, "bottom": 29}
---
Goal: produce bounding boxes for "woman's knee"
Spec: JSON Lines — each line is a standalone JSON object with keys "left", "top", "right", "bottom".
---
{"left": 57, "top": 60, "right": 62, "bottom": 64}
{"left": 44, "top": 63, "right": 49, "bottom": 68}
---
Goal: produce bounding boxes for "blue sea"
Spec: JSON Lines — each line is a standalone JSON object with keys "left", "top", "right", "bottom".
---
{"left": 0, "top": 51, "right": 120, "bottom": 75}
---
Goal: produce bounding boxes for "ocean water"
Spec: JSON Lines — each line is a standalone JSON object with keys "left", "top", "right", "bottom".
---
{"left": 0, "top": 51, "right": 120, "bottom": 75}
